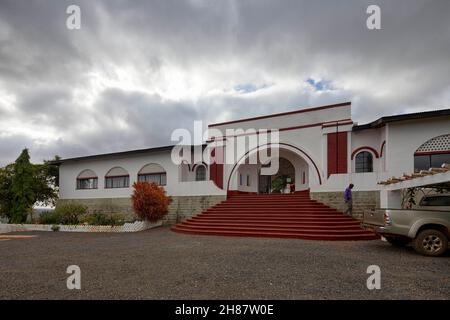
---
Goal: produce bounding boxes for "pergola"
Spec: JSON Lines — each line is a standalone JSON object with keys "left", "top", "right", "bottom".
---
{"left": 378, "top": 164, "right": 450, "bottom": 190}
{"left": 378, "top": 164, "right": 450, "bottom": 208}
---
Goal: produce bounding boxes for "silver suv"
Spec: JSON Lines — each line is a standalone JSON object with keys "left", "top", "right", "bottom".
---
{"left": 362, "top": 194, "right": 450, "bottom": 256}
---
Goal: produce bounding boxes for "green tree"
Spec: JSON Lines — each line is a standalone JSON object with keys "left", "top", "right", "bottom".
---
{"left": 43, "top": 155, "right": 60, "bottom": 188}
{"left": 0, "top": 150, "right": 60, "bottom": 223}
{"left": 10, "top": 149, "right": 35, "bottom": 223}
{"left": 34, "top": 155, "right": 60, "bottom": 206}
{"left": 0, "top": 164, "right": 14, "bottom": 219}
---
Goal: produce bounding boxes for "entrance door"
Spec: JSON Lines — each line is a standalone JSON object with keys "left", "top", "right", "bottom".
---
{"left": 258, "top": 175, "right": 271, "bottom": 194}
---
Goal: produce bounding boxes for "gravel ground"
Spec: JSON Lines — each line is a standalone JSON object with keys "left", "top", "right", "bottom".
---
{"left": 0, "top": 227, "right": 449, "bottom": 300}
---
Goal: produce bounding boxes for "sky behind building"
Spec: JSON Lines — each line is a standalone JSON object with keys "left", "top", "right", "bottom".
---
{"left": 0, "top": 0, "right": 449, "bottom": 165}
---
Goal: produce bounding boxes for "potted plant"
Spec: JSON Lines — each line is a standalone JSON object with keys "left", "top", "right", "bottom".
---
{"left": 271, "top": 176, "right": 287, "bottom": 193}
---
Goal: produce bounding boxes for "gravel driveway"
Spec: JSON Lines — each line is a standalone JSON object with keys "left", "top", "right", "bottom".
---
{"left": 0, "top": 227, "right": 449, "bottom": 299}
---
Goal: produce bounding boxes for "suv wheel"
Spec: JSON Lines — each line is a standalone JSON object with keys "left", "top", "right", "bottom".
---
{"left": 385, "top": 236, "right": 410, "bottom": 247}
{"left": 413, "top": 229, "right": 448, "bottom": 256}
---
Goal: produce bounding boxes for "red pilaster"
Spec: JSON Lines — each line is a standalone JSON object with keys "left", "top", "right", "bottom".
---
{"left": 327, "top": 132, "right": 348, "bottom": 177}
{"left": 209, "top": 147, "right": 224, "bottom": 189}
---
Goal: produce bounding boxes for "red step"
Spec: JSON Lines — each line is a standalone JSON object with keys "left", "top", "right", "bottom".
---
{"left": 206, "top": 209, "right": 340, "bottom": 214}
{"left": 180, "top": 222, "right": 364, "bottom": 231}
{"left": 193, "top": 215, "right": 357, "bottom": 221}
{"left": 175, "top": 224, "right": 373, "bottom": 235}
{"left": 181, "top": 221, "right": 362, "bottom": 229}
{"left": 171, "top": 193, "right": 378, "bottom": 241}
{"left": 214, "top": 201, "right": 326, "bottom": 208}
{"left": 187, "top": 218, "right": 362, "bottom": 226}
{"left": 172, "top": 226, "right": 378, "bottom": 241}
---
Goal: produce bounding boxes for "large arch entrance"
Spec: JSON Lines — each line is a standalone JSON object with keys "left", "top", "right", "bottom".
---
{"left": 232, "top": 146, "right": 314, "bottom": 194}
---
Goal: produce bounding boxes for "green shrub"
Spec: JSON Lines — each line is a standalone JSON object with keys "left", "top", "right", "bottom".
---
{"left": 57, "top": 204, "right": 86, "bottom": 225}
{"left": 51, "top": 225, "right": 60, "bottom": 232}
{"left": 81, "top": 213, "right": 126, "bottom": 226}
{"left": 39, "top": 210, "right": 61, "bottom": 224}
{"left": 0, "top": 216, "right": 9, "bottom": 223}
{"left": 39, "top": 204, "right": 87, "bottom": 225}
{"left": 82, "top": 213, "right": 108, "bottom": 225}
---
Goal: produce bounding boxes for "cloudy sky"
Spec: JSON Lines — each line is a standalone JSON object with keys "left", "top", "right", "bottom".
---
{"left": 0, "top": 0, "right": 449, "bottom": 165}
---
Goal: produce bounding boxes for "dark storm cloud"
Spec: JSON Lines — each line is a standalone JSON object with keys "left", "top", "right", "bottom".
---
{"left": 0, "top": 0, "right": 449, "bottom": 165}
{"left": 86, "top": 88, "right": 202, "bottom": 152}
{"left": 0, "top": 0, "right": 92, "bottom": 85}
{"left": 0, "top": 134, "right": 31, "bottom": 165}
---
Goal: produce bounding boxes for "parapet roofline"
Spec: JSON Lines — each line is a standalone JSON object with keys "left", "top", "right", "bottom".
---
{"left": 52, "top": 144, "right": 207, "bottom": 165}
{"left": 208, "top": 102, "right": 351, "bottom": 128}
{"left": 352, "top": 108, "right": 450, "bottom": 131}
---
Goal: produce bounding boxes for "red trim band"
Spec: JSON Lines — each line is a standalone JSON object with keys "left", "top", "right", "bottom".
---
{"left": 321, "top": 120, "right": 354, "bottom": 128}
{"left": 105, "top": 175, "right": 130, "bottom": 178}
{"left": 351, "top": 146, "right": 380, "bottom": 160}
{"left": 138, "top": 172, "right": 166, "bottom": 175}
{"left": 208, "top": 102, "right": 351, "bottom": 127}
{"left": 208, "top": 118, "right": 352, "bottom": 142}
{"left": 414, "top": 150, "right": 450, "bottom": 156}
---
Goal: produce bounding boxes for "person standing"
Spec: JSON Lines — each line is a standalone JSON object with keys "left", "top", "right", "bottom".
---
{"left": 344, "top": 183, "right": 354, "bottom": 216}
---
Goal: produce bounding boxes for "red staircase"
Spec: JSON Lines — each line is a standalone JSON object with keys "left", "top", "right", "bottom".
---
{"left": 171, "top": 191, "right": 378, "bottom": 241}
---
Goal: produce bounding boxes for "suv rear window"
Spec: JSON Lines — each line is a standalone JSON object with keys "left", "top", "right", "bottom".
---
{"left": 420, "top": 196, "right": 450, "bottom": 206}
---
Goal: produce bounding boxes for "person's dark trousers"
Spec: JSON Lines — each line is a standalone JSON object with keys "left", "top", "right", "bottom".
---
{"left": 344, "top": 199, "right": 353, "bottom": 216}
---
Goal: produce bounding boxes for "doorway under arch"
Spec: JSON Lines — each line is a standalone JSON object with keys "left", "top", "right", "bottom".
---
{"left": 257, "top": 157, "right": 296, "bottom": 193}
{"left": 233, "top": 146, "right": 313, "bottom": 194}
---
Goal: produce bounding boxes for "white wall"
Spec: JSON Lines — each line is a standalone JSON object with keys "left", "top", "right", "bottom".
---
{"left": 386, "top": 117, "right": 450, "bottom": 177}
{"left": 351, "top": 128, "right": 382, "bottom": 173}
{"left": 313, "top": 172, "right": 385, "bottom": 192}
{"left": 237, "top": 164, "right": 259, "bottom": 193}
{"left": 179, "top": 162, "right": 209, "bottom": 182}
{"left": 59, "top": 150, "right": 225, "bottom": 199}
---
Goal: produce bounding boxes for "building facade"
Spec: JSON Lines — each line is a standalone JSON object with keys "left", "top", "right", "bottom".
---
{"left": 56, "top": 102, "right": 450, "bottom": 222}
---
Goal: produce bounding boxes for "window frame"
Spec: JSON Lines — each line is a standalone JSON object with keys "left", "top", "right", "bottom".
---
{"left": 76, "top": 177, "right": 98, "bottom": 190}
{"left": 105, "top": 175, "right": 130, "bottom": 189}
{"left": 195, "top": 165, "right": 207, "bottom": 181}
{"left": 355, "top": 151, "right": 374, "bottom": 173}
{"left": 420, "top": 195, "right": 450, "bottom": 206}
{"left": 137, "top": 172, "right": 167, "bottom": 186}
{"left": 414, "top": 152, "right": 450, "bottom": 171}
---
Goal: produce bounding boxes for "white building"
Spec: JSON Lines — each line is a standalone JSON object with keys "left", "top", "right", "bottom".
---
{"left": 56, "top": 102, "right": 450, "bottom": 223}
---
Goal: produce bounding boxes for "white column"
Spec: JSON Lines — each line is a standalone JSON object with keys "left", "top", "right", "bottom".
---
{"left": 380, "top": 189, "right": 402, "bottom": 208}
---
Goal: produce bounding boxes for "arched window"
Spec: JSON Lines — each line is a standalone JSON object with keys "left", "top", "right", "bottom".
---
{"left": 77, "top": 169, "right": 98, "bottom": 189}
{"left": 414, "top": 134, "right": 450, "bottom": 171}
{"left": 138, "top": 163, "right": 166, "bottom": 186}
{"left": 105, "top": 167, "right": 129, "bottom": 188}
{"left": 355, "top": 151, "right": 373, "bottom": 173}
{"left": 195, "top": 165, "right": 206, "bottom": 181}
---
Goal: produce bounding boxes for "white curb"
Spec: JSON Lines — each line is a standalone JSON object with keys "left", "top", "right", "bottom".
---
{"left": 0, "top": 220, "right": 162, "bottom": 234}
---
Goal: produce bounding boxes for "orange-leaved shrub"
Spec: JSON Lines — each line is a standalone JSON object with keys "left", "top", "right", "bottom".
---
{"left": 131, "top": 182, "right": 172, "bottom": 222}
